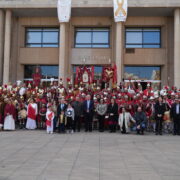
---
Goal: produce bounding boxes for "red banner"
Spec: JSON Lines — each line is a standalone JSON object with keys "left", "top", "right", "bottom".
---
{"left": 102, "top": 65, "right": 117, "bottom": 84}
{"left": 75, "top": 66, "right": 94, "bottom": 85}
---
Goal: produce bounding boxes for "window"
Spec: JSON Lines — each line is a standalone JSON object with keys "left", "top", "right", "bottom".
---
{"left": 25, "top": 28, "right": 59, "bottom": 47}
{"left": 75, "top": 28, "right": 110, "bottom": 48}
{"left": 24, "top": 65, "right": 59, "bottom": 79}
{"left": 125, "top": 28, "right": 161, "bottom": 48}
{"left": 124, "top": 66, "right": 161, "bottom": 81}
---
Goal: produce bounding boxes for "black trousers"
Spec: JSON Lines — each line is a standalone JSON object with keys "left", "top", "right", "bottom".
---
{"left": 137, "top": 124, "right": 145, "bottom": 135}
{"left": 109, "top": 116, "right": 117, "bottom": 132}
{"left": 66, "top": 117, "right": 73, "bottom": 130}
{"left": 58, "top": 123, "right": 65, "bottom": 133}
{"left": 53, "top": 116, "right": 57, "bottom": 132}
{"left": 174, "top": 118, "right": 180, "bottom": 135}
{"left": 155, "top": 117, "right": 163, "bottom": 134}
{"left": 121, "top": 119, "right": 126, "bottom": 134}
{"left": 98, "top": 115, "right": 105, "bottom": 132}
{"left": 74, "top": 115, "right": 81, "bottom": 132}
{"left": 85, "top": 113, "right": 92, "bottom": 132}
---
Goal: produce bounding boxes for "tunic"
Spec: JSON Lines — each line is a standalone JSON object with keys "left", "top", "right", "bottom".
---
{"left": 26, "top": 103, "right": 37, "bottom": 129}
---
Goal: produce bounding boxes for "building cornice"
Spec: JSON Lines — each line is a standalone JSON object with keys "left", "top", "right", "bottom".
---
{"left": 0, "top": 0, "right": 180, "bottom": 8}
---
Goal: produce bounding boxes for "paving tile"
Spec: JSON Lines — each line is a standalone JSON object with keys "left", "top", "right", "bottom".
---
{"left": 0, "top": 131, "right": 180, "bottom": 180}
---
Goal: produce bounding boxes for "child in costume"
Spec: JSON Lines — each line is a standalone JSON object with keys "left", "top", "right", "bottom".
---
{"left": 46, "top": 104, "right": 54, "bottom": 134}
{"left": 18, "top": 103, "right": 27, "bottom": 129}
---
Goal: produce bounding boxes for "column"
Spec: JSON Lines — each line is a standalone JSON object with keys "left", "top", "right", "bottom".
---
{"left": 3, "top": 9, "right": 12, "bottom": 85}
{"left": 0, "top": 10, "right": 4, "bottom": 85}
{"left": 59, "top": 23, "right": 66, "bottom": 85}
{"left": 174, "top": 8, "right": 180, "bottom": 88}
{"left": 115, "top": 22, "right": 123, "bottom": 84}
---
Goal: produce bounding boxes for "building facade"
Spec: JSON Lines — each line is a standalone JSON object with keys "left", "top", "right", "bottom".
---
{"left": 0, "top": 0, "right": 180, "bottom": 89}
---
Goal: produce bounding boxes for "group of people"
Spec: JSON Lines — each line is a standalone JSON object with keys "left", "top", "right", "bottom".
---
{"left": 0, "top": 81, "right": 180, "bottom": 136}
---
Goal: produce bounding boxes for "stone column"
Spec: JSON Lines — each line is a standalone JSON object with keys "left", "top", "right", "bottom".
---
{"left": 115, "top": 22, "right": 123, "bottom": 84}
{"left": 0, "top": 10, "right": 4, "bottom": 85}
{"left": 3, "top": 9, "right": 12, "bottom": 85}
{"left": 59, "top": 22, "right": 66, "bottom": 85}
{"left": 174, "top": 8, "right": 180, "bottom": 88}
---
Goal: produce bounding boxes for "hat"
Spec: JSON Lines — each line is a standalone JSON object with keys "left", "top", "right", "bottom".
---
{"left": 171, "top": 92, "right": 175, "bottom": 96}
{"left": 48, "top": 103, "right": 52, "bottom": 108}
{"left": 154, "top": 95, "right": 159, "bottom": 98}
{"left": 59, "top": 78, "right": 63, "bottom": 85}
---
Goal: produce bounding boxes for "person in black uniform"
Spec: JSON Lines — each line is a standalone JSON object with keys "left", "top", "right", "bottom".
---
{"left": 107, "top": 98, "right": 118, "bottom": 133}
{"left": 154, "top": 97, "right": 166, "bottom": 135}
{"left": 170, "top": 98, "right": 180, "bottom": 135}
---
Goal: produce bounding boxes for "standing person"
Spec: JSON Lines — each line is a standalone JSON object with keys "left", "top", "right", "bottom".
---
{"left": 154, "top": 97, "right": 166, "bottom": 135}
{"left": 4, "top": 99, "right": 16, "bottom": 131}
{"left": 118, "top": 107, "right": 135, "bottom": 134}
{"left": 83, "top": 94, "right": 94, "bottom": 132}
{"left": 18, "top": 103, "right": 27, "bottom": 129}
{"left": 46, "top": 104, "right": 54, "bottom": 134}
{"left": 72, "top": 96, "right": 83, "bottom": 132}
{"left": 107, "top": 98, "right": 118, "bottom": 133}
{"left": 52, "top": 100, "right": 58, "bottom": 132}
{"left": 58, "top": 111, "right": 66, "bottom": 133}
{"left": 57, "top": 98, "right": 67, "bottom": 122}
{"left": 96, "top": 99, "right": 107, "bottom": 132}
{"left": 26, "top": 99, "right": 38, "bottom": 130}
{"left": 0, "top": 97, "right": 5, "bottom": 130}
{"left": 65, "top": 103, "right": 75, "bottom": 133}
{"left": 170, "top": 98, "right": 180, "bottom": 135}
{"left": 134, "top": 106, "right": 147, "bottom": 135}
{"left": 39, "top": 103, "right": 47, "bottom": 129}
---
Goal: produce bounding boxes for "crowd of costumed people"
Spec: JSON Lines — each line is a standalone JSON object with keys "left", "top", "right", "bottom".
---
{"left": 0, "top": 78, "right": 180, "bottom": 136}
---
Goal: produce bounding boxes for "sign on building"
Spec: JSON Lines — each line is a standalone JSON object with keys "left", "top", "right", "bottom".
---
{"left": 113, "top": 0, "right": 128, "bottom": 22}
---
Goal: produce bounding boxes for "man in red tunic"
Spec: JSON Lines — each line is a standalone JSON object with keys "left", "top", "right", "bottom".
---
{"left": 32, "top": 67, "right": 41, "bottom": 87}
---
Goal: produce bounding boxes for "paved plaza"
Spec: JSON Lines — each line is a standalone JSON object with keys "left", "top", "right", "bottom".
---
{"left": 0, "top": 131, "right": 180, "bottom": 180}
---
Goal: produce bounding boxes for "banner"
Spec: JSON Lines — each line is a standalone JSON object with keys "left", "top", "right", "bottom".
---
{"left": 113, "top": 0, "right": 128, "bottom": 22}
{"left": 75, "top": 66, "right": 94, "bottom": 85}
{"left": 102, "top": 65, "right": 117, "bottom": 87}
{"left": 57, "top": 0, "right": 72, "bottom": 23}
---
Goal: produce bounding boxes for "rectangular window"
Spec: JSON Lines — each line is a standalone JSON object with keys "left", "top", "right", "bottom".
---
{"left": 24, "top": 65, "right": 59, "bottom": 79}
{"left": 25, "top": 28, "right": 59, "bottom": 47}
{"left": 75, "top": 28, "right": 110, "bottom": 48}
{"left": 124, "top": 66, "right": 161, "bottom": 81}
{"left": 125, "top": 28, "right": 161, "bottom": 48}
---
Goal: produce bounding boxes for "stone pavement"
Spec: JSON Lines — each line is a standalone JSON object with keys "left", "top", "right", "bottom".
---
{"left": 0, "top": 131, "right": 180, "bottom": 180}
